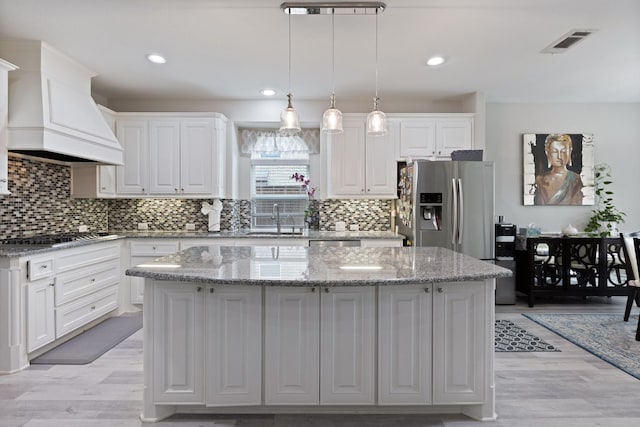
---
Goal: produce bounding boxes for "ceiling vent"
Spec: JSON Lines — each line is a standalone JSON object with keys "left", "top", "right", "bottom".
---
{"left": 541, "top": 29, "right": 597, "bottom": 54}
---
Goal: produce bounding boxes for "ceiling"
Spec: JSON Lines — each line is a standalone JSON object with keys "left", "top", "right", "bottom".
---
{"left": 0, "top": 0, "right": 638, "bottom": 105}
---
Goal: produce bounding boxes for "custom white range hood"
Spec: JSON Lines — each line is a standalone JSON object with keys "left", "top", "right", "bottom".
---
{"left": 0, "top": 40, "right": 123, "bottom": 164}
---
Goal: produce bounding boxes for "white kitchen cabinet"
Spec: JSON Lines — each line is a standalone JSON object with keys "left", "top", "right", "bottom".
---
{"left": 129, "top": 240, "right": 180, "bottom": 304}
{"left": 378, "top": 285, "right": 432, "bottom": 405}
{"left": 398, "top": 115, "right": 473, "bottom": 160}
{"left": 205, "top": 285, "right": 262, "bottom": 406}
{"left": 327, "top": 116, "right": 396, "bottom": 198}
{"left": 26, "top": 277, "right": 56, "bottom": 352}
{"left": 432, "top": 281, "right": 486, "bottom": 404}
{"left": 320, "top": 286, "right": 376, "bottom": 405}
{"left": 152, "top": 281, "right": 205, "bottom": 404}
{"left": 116, "top": 119, "right": 149, "bottom": 195}
{"left": 264, "top": 286, "right": 319, "bottom": 405}
{"left": 116, "top": 113, "right": 227, "bottom": 198}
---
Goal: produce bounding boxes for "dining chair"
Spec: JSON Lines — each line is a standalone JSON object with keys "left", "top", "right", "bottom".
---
{"left": 633, "top": 237, "right": 640, "bottom": 341}
{"left": 619, "top": 232, "right": 640, "bottom": 322}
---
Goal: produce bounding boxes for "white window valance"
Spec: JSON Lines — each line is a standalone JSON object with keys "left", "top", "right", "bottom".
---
{"left": 239, "top": 128, "right": 320, "bottom": 155}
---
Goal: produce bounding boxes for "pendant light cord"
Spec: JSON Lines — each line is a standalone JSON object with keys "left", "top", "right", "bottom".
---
{"left": 375, "top": 9, "right": 379, "bottom": 99}
{"left": 288, "top": 9, "right": 292, "bottom": 95}
{"left": 331, "top": 11, "right": 335, "bottom": 95}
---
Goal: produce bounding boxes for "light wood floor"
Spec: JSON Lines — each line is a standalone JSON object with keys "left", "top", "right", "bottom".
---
{"left": 1, "top": 295, "right": 639, "bottom": 426}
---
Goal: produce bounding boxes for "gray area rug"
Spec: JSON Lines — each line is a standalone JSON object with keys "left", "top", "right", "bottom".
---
{"left": 524, "top": 313, "right": 640, "bottom": 380}
{"left": 31, "top": 312, "right": 142, "bottom": 365}
{"left": 495, "top": 319, "right": 560, "bottom": 352}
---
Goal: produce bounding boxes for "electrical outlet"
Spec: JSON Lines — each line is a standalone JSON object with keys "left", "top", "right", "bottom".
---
{"left": 137, "top": 223, "right": 149, "bottom": 230}
{"left": 185, "top": 223, "right": 196, "bottom": 231}
{"left": 78, "top": 225, "right": 88, "bottom": 232}
{"left": 349, "top": 224, "right": 359, "bottom": 231}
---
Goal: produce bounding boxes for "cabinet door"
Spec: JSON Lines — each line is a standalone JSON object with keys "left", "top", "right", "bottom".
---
{"left": 378, "top": 285, "right": 432, "bottom": 405}
{"left": 152, "top": 282, "right": 204, "bottom": 404}
{"left": 365, "top": 125, "right": 397, "bottom": 196}
{"left": 116, "top": 119, "right": 148, "bottom": 194}
{"left": 320, "top": 286, "right": 375, "bottom": 405}
{"left": 399, "top": 119, "right": 436, "bottom": 158}
{"left": 181, "top": 119, "right": 214, "bottom": 194}
{"left": 98, "top": 166, "right": 116, "bottom": 196}
{"left": 432, "top": 281, "right": 486, "bottom": 404}
{"left": 327, "top": 119, "right": 366, "bottom": 196}
{"left": 206, "top": 285, "right": 262, "bottom": 406}
{"left": 26, "top": 278, "right": 56, "bottom": 352}
{"left": 264, "top": 286, "right": 319, "bottom": 405}
{"left": 436, "top": 118, "right": 473, "bottom": 158}
{"left": 129, "top": 256, "right": 151, "bottom": 304}
{"left": 149, "top": 120, "right": 181, "bottom": 194}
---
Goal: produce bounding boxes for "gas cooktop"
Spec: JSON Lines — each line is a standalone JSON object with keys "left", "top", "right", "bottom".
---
{"left": 0, "top": 232, "right": 118, "bottom": 248}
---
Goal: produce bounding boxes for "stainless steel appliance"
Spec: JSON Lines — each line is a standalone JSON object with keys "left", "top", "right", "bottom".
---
{"left": 0, "top": 232, "right": 118, "bottom": 248}
{"left": 397, "top": 160, "right": 495, "bottom": 259}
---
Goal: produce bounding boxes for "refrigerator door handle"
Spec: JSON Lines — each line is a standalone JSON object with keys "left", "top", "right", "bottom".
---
{"left": 451, "top": 178, "right": 458, "bottom": 245}
{"left": 457, "top": 178, "right": 464, "bottom": 245}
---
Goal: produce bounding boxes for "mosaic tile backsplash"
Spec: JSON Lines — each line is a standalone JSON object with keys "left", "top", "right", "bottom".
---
{"left": 0, "top": 157, "right": 392, "bottom": 237}
{"left": 0, "top": 157, "right": 108, "bottom": 239}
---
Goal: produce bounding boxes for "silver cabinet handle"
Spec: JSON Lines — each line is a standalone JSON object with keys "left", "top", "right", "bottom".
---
{"left": 197, "top": 286, "right": 202, "bottom": 292}
{"left": 437, "top": 287, "right": 444, "bottom": 293}
{"left": 311, "top": 287, "right": 315, "bottom": 293}
{"left": 91, "top": 305, "right": 96, "bottom": 310}
{"left": 424, "top": 287, "right": 430, "bottom": 293}
{"left": 209, "top": 287, "right": 214, "bottom": 293}
{"left": 324, "top": 287, "right": 329, "bottom": 293}
{"left": 40, "top": 265, "right": 48, "bottom": 269}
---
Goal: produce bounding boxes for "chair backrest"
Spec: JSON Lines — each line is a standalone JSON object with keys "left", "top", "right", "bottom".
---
{"left": 620, "top": 232, "right": 640, "bottom": 281}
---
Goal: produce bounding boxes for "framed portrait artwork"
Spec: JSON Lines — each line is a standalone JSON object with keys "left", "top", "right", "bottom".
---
{"left": 523, "top": 133, "right": 594, "bottom": 206}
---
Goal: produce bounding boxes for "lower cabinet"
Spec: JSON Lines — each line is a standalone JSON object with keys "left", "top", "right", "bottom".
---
{"left": 432, "top": 281, "right": 486, "bottom": 404}
{"left": 150, "top": 281, "right": 488, "bottom": 408}
{"left": 26, "top": 278, "right": 56, "bottom": 352}
{"left": 378, "top": 284, "right": 432, "bottom": 405}
{"left": 205, "top": 284, "right": 262, "bottom": 406}
{"left": 129, "top": 240, "right": 180, "bottom": 304}
{"left": 152, "top": 282, "right": 205, "bottom": 403}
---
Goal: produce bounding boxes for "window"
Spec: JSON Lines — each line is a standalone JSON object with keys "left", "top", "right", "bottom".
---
{"left": 251, "top": 158, "right": 309, "bottom": 230}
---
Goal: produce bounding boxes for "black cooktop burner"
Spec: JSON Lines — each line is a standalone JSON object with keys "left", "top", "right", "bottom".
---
{"left": 0, "top": 232, "right": 113, "bottom": 246}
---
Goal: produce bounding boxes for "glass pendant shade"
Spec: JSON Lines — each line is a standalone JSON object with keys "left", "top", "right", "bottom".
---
{"left": 280, "top": 93, "right": 301, "bottom": 133}
{"left": 366, "top": 97, "right": 387, "bottom": 135}
{"left": 322, "top": 93, "right": 343, "bottom": 134}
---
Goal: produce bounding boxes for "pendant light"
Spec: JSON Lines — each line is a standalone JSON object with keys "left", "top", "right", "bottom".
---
{"left": 366, "top": 9, "right": 387, "bottom": 136}
{"left": 321, "top": 11, "right": 343, "bottom": 134}
{"left": 280, "top": 8, "right": 301, "bottom": 134}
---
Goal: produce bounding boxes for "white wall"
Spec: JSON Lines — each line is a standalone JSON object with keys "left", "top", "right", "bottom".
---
{"left": 485, "top": 103, "right": 640, "bottom": 233}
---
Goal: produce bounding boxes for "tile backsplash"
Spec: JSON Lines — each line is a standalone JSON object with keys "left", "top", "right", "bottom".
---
{"left": 0, "top": 157, "right": 108, "bottom": 239}
{"left": 0, "top": 157, "right": 392, "bottom": 238}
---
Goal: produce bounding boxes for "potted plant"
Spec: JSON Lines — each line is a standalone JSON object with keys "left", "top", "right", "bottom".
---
{"left": 291, "top": 172, "right": 320, "bottom": 229}
{"left": 584, "top": 163, "right": 625, "bottom": 237}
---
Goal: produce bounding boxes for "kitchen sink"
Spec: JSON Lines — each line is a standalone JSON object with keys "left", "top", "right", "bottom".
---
{"left": 246, "top": 231, "right": 304, "bottom": 236}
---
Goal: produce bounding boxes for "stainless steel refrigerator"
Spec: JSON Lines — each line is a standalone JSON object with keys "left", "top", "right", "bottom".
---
{"left": 397, "top": 160, "right": 495, "bottom": 260}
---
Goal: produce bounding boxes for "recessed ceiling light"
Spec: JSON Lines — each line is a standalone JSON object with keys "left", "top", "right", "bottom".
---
{"left": 426, "top": 56, "right": 446, "bottom": 67}
{"left": 260, "top": 88, "right": 276, "bottom": 96}
{"left": 146, "top": 54, "right": 166, "bottom": 64}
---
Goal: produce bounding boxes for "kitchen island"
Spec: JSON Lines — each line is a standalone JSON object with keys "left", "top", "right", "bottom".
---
{"left": 127, "top": 245, "right": 511, "bottom": 422}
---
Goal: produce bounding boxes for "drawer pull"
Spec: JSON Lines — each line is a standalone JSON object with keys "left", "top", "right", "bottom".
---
{"left": 40, "top": 265, "right": 48, "bottom": 269}
{"left": 209, "top": 287, "right": 214, "bottom": 293}
{"left": 424, "top": 287, "right": 430, "bottom": 293}
{"left": 91, "top": 305, "right": 96, "bottom": 310}
{"left": 437, "top": 287, "right": 444, "bottom": 293}
{"left": 49, "top": 282, "right": 55, "bottom": 287}
{"left": 197, "top": 286, "right": 202, "bottom": 292}
{"left": 311, "top": 287, "right": 315, "bottom": 293}
{"left": 324, "top": 287, "right": 329, "bottom": 293}
{"left": 91, "top": 278, "right": 96, "bottom": 283}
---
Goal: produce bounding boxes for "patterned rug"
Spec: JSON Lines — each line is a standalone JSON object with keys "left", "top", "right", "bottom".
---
{"left": 495, "top": 319, "right": 560, "bottom": 352}
{"left": 524, "top": 313, "right": 640, "bottom": 380}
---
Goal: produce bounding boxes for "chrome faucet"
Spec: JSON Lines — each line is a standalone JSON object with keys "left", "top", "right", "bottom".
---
{"left": 271, "top": 203, "right": 281, "bottom": 233}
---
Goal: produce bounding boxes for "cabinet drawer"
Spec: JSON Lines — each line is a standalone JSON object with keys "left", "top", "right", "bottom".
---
{"left": 55, "top": 285, "right": 119, "bottom": 338}
{"left": 55, "top": 259, "right": 120, "bottom": 306}
{"left": 27, "top": 256, "right": 55, "bottom": 281}
{"left": 56, "top": 243, "right": 120, "bottom": 273}
{"left": 130, "top": 241, "right": 179, "bottom": 256}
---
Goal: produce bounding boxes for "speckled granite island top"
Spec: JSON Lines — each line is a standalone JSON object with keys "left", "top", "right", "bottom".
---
{"left": 126, "top": 245, "right": 511, "bottom": 286}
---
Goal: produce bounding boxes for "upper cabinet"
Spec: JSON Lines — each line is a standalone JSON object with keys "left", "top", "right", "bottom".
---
{"left": 326, "top": 116, "right": 396, "bottom": 199}
{"left": 113, "top": 113, "right": 227, "bottom": 198}
{"left": 397, "top": 115, "right": 474, "bottom": 160}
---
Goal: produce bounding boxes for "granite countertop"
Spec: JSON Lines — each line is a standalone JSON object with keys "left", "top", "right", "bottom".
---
{"left": 118, "top": 230, "right": 404, "bottom": 240}
{"left": 126, "top": 245, "right": 512, "bottom": 287}
{"left": 0, "top": 230, "right": 403, "bottom": 257}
